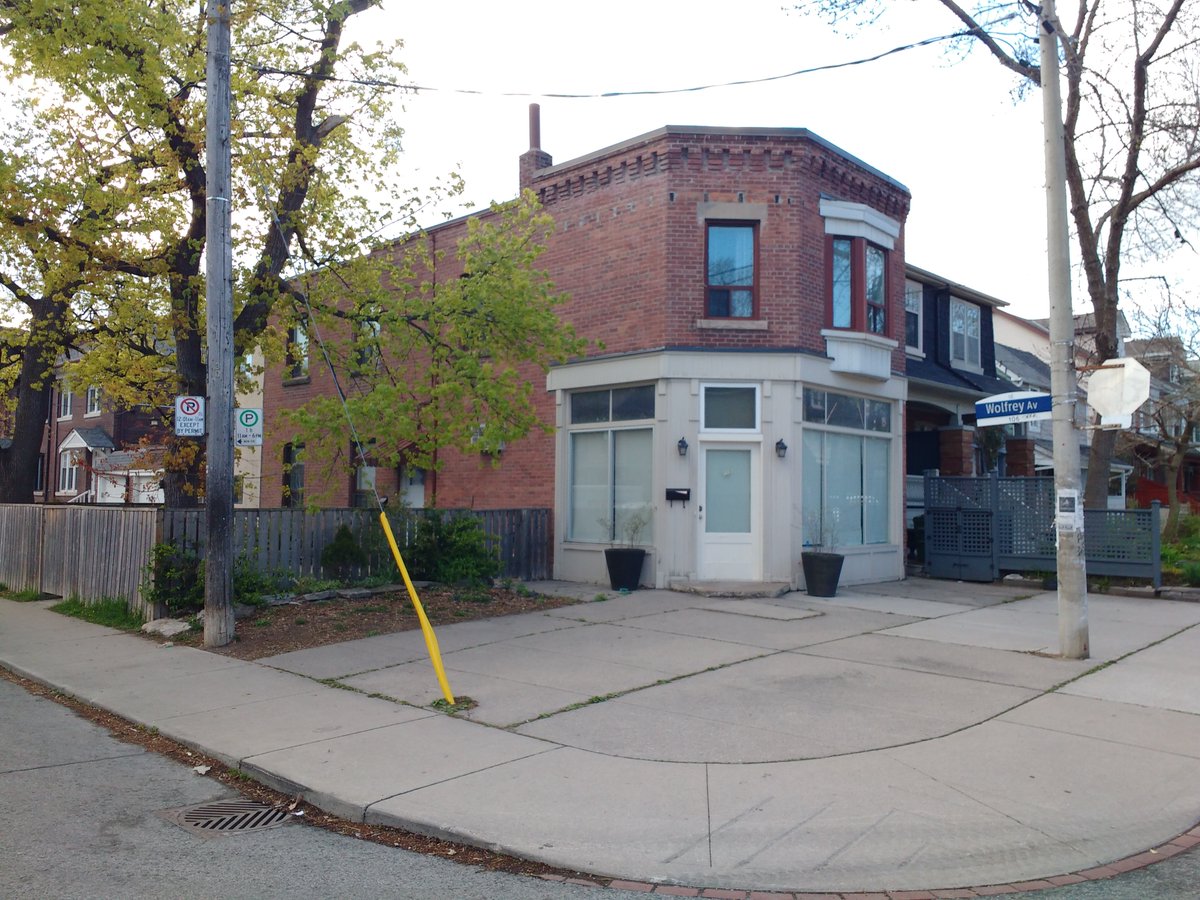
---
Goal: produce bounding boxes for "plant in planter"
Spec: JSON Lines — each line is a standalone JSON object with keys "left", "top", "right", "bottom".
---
{"left": 801, "top": 510, "right": 844, "bottom": 597}
{"left": 601, "top": 505, "right": 651, "bottom": 591}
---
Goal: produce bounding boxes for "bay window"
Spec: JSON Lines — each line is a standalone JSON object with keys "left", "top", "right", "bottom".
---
{"left": 828, "top": 237, "right": 889, "bottom": 336}
{"left": 568, "top": 385, "right": 654, "bottom": 543}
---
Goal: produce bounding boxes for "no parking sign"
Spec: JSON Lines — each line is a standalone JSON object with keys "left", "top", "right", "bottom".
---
{"left": 174, "top": 396, "right": 205, "bottom": 436}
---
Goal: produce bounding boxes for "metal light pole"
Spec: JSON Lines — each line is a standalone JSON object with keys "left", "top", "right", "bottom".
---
{"left": 1039, "top": 0, "right": 1089, "bottom": 659}
{"left": 204, "top": 0, "right": 235, "bottom": 647}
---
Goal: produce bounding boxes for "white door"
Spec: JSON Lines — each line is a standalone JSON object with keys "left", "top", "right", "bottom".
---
{"left": 698, "top": 443, "right": 761, "bottom": 580}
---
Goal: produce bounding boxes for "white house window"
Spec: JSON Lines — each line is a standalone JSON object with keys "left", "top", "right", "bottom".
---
{"left": 950, "top": 298, "right": 981, "bottom": 370}
{"left": 58, "top": 387, "right": 73, "bottom": 419}
{"left": 568, "top": 385, "right": 654, "bottom": 543}
{"left": 86, "top": 385, "right": 102, "bottom": 416}
{"left": 701, "top": 384, "right": 759, "bottom": 432}
{"left": 58, "top": 451, "right": 79, "bottom": 493}
{"left": 802, "top": 388, "right": 891, "bottom": 547}
{"left": 904, "top": 280, "right": 923, "bottom": 353}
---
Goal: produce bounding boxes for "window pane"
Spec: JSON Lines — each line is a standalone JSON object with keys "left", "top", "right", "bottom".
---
{"left": 865, "top": 245, "right": 886, "bottom": 334}
{"left": 729, "top": 290, "right": 753, "bottom": 318}
{"left": 704, "top": 386, "right": 756, "bottom": 430}
{"left": 705, "top": 448, "right": 751, "bottom": 534}
{"left": 827, "top": 433, "right": 863, "bottom": 546}
{"left": 707, "top": 225, "right": 754, "bottom": 287}
{"left": 905, "top": 311, "right": 920, "bottom": 348}
{"left": 707, "top": 289, "right": 730, "bottom": 318}
{"left": 803, "top": 388, "right": 826, "bottom": 423}
{"left": 831, "top": 239, "right": 852, "bottom": 328}
{"left": 614, "top": 429, "right": 653, "bottom": 542}
{"left": 864, "top": 438, "right": 890, "bottom": 544}
{"left": 612, "top": 385, "right": 654, "bottom": 421}
{"left": 826, "top": 392, "right": 864, "bottom": 430}
{"left": 571, "top": 390, "right": 610, "bottom": 424}
{"left": 866, "top": 400, "right": 891, "bottom": 433}
{"left": 569, "top": 431, "right": 609, "bottom": 541}
{"left": 802, "top": 431, "right": 824, "bottom": 545}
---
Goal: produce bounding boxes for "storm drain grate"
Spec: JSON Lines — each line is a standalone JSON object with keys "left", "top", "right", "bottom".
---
{"left": 162, "top": 799, "right": 291, "bottom": 838}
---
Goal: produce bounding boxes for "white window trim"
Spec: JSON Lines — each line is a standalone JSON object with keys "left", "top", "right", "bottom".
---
{"left": 58, "top": 389, "right": 73, "bottom": 420}
{"left": 699, "top": 383, "right": 761, "bottom": 434}
{"left": 819, "top": 199, "right": 900, "bottom": 251}
{"left": 57, "top": 451, "right": 79, "bottom": 494}
{"left": 85, "top": 386, "right": 102, "bottom": 417}
{"left": 949, "top": 297, "right": 983, "bottom": 374}
{"left": 904, "top": 280, "right": 924, "bottom": 356}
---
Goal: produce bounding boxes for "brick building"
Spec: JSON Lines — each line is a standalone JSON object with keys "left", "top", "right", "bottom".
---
{"left": 265, "top": 111, "right": 916, "bottom": 589}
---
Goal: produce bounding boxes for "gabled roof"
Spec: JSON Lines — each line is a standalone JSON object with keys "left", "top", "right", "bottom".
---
{"left": 994, "top": 344, "right": 1050, "bottom": 391}
{"left": 58, "top": 427, "right": 115, "bottom": 453}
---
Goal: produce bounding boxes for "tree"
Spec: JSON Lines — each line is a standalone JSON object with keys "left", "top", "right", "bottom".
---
{"left": 0, "top": 0, "right": 445, "bottom": 504}
{"left": 797, "top": 0, "right": 1200, "bottom": 508}
{"left": 279, "top": 192, "right": 589, "bottom": 504}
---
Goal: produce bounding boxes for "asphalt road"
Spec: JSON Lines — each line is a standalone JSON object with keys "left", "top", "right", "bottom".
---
{"left": 1, "top": 675, "right": 1196, "bottom": 899}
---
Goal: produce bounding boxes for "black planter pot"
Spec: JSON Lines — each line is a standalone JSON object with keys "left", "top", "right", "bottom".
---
{"left": 801, "top": 551, "right": 844, "bottom": 597}
{"left": 604, "top": 548, "right": 646, "bottom": 591}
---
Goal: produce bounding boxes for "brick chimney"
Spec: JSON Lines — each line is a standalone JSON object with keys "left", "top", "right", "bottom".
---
{"left": 518, "top": 103, "right": 553, "bottom": 191}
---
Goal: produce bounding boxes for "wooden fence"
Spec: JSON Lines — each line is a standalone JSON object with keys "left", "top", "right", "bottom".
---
{"left": 0, "top": 504, "right": 552, "bottom": 616}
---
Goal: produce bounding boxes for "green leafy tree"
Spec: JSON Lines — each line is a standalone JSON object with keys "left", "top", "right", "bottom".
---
{"left": 796, "top": 0, "right": 1200, "bottom": 508}
{"left": 0, "top": 0, "right": 453, "bottom": 503}
{"left": 280, "top": 192, "right": 589, "bottom": 501}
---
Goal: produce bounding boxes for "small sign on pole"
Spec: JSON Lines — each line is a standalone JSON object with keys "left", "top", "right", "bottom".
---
{"left": 175, "top": 395, "right": 205, "bottom": 436}
{"left": 235, "top": 408, "right": 263, "bottom": 447}
{"left": 975, "top": 391, "right": 1053, "bottom": 427}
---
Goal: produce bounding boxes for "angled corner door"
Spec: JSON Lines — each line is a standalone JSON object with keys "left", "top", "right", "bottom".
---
{"left": 697, "top": 443, "right": 762, "bottom": 580}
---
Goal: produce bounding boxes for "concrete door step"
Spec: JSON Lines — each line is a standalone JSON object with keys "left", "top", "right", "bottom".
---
{"left": 668, "top": 579, "right": 791, "bottom": 598}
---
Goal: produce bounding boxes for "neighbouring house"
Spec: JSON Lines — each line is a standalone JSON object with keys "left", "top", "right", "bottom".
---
{"left": 264, "top": 110, "right": 913, "bottom": 591}
{"left": 992, "top": 309, "right": 1132, "bottom": 508}
{"left": 901, "top": 265, "right": 1025, "bottom": 531}
{"left": 40, "top": 378, "right": 168, "bottom": 505}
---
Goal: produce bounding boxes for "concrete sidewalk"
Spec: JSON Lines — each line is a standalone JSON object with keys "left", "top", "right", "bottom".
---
{"left": 3, "top": 579, "right": 1200, "bottom": 894}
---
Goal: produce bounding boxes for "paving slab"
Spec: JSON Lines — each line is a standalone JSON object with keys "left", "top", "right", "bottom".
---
{"left": 1061, "top": 622, "right": 1200, "bottom": 714}
{"left": 614, "top": 606, "right": 824, "bottom": 651}
{"left": 518, "top": 652, "right": 1036, "bottom": 762}
{"left": 999, "top": 691, "right": 1200, "bottom": 760}
{"left": 542, "top": 589, "right": 707, "bottom": 623}
{"left": 241, "top": 713, "right": 556, "bottom": 823}
{"left": 155, "top": 688, "right": 435, "bottom": 767}
{"left": 813, "top": 590, "right": 977, "bottom": 620}
{"left": 698, "top": 598, "right": 824, "bottom": 620}
{"left": 368, "top": 748, "right": 712, "bottom": 878}
{"left": 798, "top": 632, "right": 1090, "bottom": 690}
{"left": 855, "top": 578, "right": 1034, "bottom": 606}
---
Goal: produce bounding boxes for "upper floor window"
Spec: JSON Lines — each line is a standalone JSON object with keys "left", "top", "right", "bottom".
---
{"left": 354, "top": 318, "right": 381, "bottom": 371}
{"left": 282, "top": 442, "right": 304, "bottom": 507}
{"left": 86, "top": 385, "right": 102, "bottom": 416}
{"left": 904, "top": 280, "right": 924, "bottom": 353}
{"left": 286, "top": 321, "right": 309, "bottom": 380}
{"left": 58, "top": 387, "right": 73, "bottom": 419}
{"left": 950, "top": 298, "right": 981, "bottom": 370}
{"left": 706, "top": 223, "right": 756, "bottom": 318}
{"left": 828, "top": 237, "right": 888, "bottom": 336}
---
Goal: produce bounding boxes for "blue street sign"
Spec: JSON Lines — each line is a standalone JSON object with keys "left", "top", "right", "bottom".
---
{"left": 975, "top": 391, "right": 1053, "bottom": 426}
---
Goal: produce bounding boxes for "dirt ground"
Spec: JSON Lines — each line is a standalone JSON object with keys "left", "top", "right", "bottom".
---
{"left": 166, "top": 584, "right": 580, "bottom": 660}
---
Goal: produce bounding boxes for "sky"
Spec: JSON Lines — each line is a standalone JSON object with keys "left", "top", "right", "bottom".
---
{"left": 355, "top": 1, "right": 1058, "bottom": 318}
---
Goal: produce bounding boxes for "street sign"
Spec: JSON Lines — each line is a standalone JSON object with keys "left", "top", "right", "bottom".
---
{"left": 235, "top": 408, "right": 263, "bottom": 447}
{"left": 174, "top": 395, "right": 205, "bottom": 436}
{"left": 975, "top": 391, "right": 1053, "bottom": 427}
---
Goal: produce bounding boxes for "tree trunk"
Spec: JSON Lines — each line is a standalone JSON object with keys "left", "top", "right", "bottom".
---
{"left": 1163, "top": 449, "right": 1185, "bottom": 544}
{"left": 0, "top": 309, "right": 66, "bottom": 503}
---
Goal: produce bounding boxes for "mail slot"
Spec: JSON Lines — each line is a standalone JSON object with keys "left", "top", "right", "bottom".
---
{"left": 666, "top": 488, "right": 691, "bottom": 503}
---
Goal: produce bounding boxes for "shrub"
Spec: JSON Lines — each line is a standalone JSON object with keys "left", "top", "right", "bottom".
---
{"left": 404, "top": 511, "right": 501, "bottom": 586}
{"left": 145, "top": 542, "right": 204, "bottom": 616}
{"left": 1182, "top": 561, "right": 1200, "bottom": 588}
{"left": 321, "top": 524, "right": 368, "bottom": 581}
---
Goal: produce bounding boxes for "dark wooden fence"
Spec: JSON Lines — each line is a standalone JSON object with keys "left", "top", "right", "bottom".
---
{"left": 0, "top": 505, "right": 553, "bottom": 615}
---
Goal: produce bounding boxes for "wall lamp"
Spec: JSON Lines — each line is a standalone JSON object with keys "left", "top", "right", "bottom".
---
{"left": 775, "top": 439, "right": 788, "bottom": 459}
{"left": 677, "top": 437, "right": 689, "bottom": 457}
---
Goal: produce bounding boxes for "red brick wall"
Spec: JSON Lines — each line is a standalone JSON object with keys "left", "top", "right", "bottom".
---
{"left": 938, "top": 427, "right": 977, "bottom": 477}
{"left": 1005, "top": 437, "right": 1036, "bottom": 477}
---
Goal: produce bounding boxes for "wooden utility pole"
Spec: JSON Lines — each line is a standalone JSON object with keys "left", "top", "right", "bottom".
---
{"left": 204, "top": 0, "right": 235, "bottom": 647}
{"left": 1040, "top": 0, "right": 1089, "bottom": 659}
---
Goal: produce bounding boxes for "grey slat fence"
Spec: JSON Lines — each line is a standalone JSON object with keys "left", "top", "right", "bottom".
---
{"left": 0, "top": 504, "right": 552, "bottom": 617}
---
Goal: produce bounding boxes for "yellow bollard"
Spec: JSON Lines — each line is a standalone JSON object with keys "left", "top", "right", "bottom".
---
{"left": 378, "top": 512, "right": 455, "bottom": 705}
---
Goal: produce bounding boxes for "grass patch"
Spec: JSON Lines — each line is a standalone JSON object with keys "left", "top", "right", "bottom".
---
{"left": 2, "top": 586, "right": 48, "bottom": 602}
{"left": 51, "top": 596, "right": 144, "bottom": 630}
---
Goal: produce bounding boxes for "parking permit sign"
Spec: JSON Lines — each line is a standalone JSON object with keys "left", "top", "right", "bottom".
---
{"left": 175, "top": 396, "right": 205, "bottom": 436}
{"left": 235, "top": 408, "right": 263, "bottom": 447}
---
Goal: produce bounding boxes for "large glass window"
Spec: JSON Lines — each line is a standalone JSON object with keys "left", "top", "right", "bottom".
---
{"left": 706, "top": 223, "right": 756, "bottom": 318}
{"left": 950, "top": 298, "right": 981, "bottom": 369}
{"left": 802, "top": 388, "right": 891, "bottom": 548}
{"left": 568, "top": 386, "right": 654, "bottom": 543}
{"left": 827, "top": 237, "right": 889, "bottom": 335}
